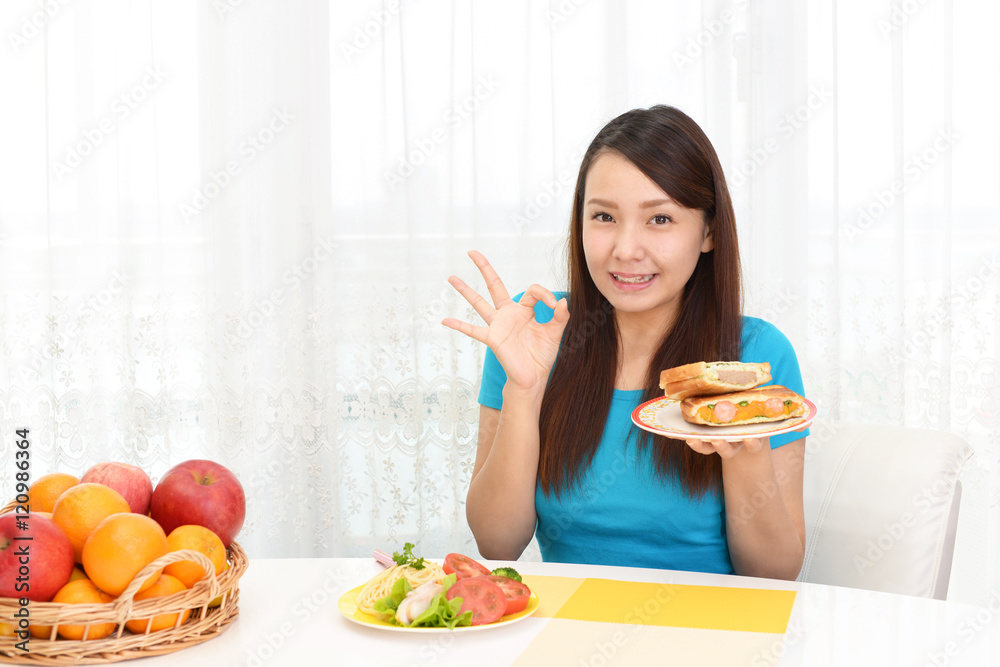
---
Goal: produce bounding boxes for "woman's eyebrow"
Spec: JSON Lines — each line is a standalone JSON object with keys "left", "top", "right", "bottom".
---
{"left": 586, "top": 197, "right": 675, "bottom": 208}
{"left": 639, "top": 198, "right": 673, "bottom": 208}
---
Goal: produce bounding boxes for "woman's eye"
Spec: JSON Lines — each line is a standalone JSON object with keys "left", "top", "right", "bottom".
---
{"left": 593, "top": 212, "right": 614, "bottom": 222}
{"left": 651, "top": 214, "right": 672, "bottom": 225}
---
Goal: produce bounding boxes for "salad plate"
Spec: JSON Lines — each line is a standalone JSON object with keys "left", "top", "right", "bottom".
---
{"left": 337, "top": 584, "right": 540, "bottom": 633}
{"left": 632, "top": 396, "right": 817, "bottom": 441}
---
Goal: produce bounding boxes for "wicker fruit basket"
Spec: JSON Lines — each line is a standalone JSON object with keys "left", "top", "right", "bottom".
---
{"left": 0, "top": 504, "right": 248, "bottom": 664}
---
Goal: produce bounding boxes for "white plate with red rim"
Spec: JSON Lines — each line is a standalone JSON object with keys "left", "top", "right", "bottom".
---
{"left": 631, "top": 396, "right": 818, "bottom": 442}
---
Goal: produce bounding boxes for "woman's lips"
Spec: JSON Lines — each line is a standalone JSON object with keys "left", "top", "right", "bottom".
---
{"left": 610, "top": 272, "right": 656, "bottom": 290}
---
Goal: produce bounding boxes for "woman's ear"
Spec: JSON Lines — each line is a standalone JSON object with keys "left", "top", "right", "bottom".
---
{"left": 701, "top": 224, "right": 714, "bottom": 252}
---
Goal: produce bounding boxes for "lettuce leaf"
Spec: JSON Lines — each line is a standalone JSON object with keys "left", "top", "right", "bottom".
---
{"left": 372, "top": 577, "right": 411, "bottom": 617}
{"left": 409, "top": 574, "right": 472, "bottom": 629}
{"left": 372, "top": 573, "right": 472, "bottom": 630}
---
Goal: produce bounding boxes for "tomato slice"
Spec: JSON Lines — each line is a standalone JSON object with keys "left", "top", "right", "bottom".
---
{"left": 442, "top": 553, "right": 490, "bottom": 579}
{"left": 444, "top": 576, "right": 506, "bottom": 625}
{"left": 479, "top": 575, "right": 531, "bottom": 615}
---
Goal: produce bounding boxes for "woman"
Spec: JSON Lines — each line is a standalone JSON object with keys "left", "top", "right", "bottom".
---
{"left": 443, "top": 105, "right": 808, "bottom": 580}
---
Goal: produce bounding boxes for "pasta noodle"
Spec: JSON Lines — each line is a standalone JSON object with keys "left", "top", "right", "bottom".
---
{"left": 355, "top": 562, "right": 446, "bottom": 616}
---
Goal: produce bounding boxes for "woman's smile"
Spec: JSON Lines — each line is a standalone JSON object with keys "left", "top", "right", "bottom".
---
{"left": 610, "top": 272, "right": 657, "bottom": 288}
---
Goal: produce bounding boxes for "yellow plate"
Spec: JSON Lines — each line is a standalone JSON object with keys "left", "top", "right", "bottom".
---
{"left": 337, "top": 583, "right": 540, "bottom": 633}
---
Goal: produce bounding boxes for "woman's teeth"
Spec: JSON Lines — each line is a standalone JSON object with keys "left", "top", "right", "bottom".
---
{"left": 613, "top": 274, "right": 654, "bottom": 284}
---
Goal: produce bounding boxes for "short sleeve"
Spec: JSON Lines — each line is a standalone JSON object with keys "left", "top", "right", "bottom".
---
{"left": 740, "top": 317, "right": 810, "bottom": 448}
{"left": 479, "top": 347, "right": 507, "bottom": 410}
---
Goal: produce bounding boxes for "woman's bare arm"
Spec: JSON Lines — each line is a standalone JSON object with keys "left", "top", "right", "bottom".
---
{"left": 465, "top": 398, "right": 543, "bottom": 558}
{"left": 442, "top": 250, "right": 569, "bottom": 559}
{"left": 686, "top": 436, "right": 806, "bottom": 580}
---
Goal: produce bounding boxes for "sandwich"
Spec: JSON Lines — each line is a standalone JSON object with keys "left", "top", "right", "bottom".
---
{"left": 680, "top": 385, "right": 806, "bottom": 426}
{"left": 659, "top": 361, "right": 772, "bottom": 400}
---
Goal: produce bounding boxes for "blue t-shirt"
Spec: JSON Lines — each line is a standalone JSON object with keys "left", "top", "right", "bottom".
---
{"left": 477, "top": 293, "right": 809, "bottom": 574}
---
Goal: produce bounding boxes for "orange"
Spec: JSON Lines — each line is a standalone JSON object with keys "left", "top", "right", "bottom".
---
{"left": 28, "top": 473, "right": 80, "bottom": 513}
{"left": 124, "top": 574, "right": 190, "bottom": 633}
{"left": 44, "top": 579, "right": 115, "bottom": 640}
{"left": 163, "top": 525, "right": 227, "bottom": 589}
{"left": 69, "top": 566, "right": 88, "bottom": 582}
{"left": 51, "top": 483, "right": 131, "bottom": 561}
{"left": 29, "top": 621, "right": 56, "bottom": 640}
{"left": 207, "top": 562, "right": 231, "bottom": 608}
{"left": 82, "top": 513, "right": 168, "bottom": 597}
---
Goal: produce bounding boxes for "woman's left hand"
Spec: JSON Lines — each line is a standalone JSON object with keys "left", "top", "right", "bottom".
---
{"left": 684, "top": 437, "right": 769, "bottom": 459}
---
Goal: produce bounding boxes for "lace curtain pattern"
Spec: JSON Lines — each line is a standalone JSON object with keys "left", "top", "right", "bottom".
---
{"left": 0, "top": 240, "right": 489, "bottom": 559}
{"left": 0, "top": 0, "right": 996, "bottom": 603}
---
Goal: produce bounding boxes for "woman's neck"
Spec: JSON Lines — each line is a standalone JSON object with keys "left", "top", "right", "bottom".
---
{"left": 614, "top": 308, "right": 675, "bottom": 390}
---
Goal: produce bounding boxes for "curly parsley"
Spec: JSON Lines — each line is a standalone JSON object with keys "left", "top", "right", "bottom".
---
{"left": 391, "top": 542, "right": 427, "bottom": 570}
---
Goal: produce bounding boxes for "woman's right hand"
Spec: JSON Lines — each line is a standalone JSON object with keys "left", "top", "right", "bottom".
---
{"left": 442, "top": 250, "right": 570, "bottom": 393}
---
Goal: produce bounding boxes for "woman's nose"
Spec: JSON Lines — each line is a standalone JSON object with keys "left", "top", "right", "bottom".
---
{"left": 613, "top": 222, "right": 645, "bottom": 261}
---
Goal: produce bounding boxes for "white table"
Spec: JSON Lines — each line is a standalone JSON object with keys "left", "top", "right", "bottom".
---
{"left": 126, "top": 558, "right": 997, "bottom": 666}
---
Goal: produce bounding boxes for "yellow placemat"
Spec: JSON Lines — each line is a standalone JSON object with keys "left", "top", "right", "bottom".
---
{"left": 552, "top": 578, "right": 797, "bottom": 634}
{"left": 520, "top": 575, "right": 584, "bottom": 618}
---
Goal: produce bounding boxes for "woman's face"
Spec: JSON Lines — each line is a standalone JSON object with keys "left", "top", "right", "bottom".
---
{"left": 582, "top": 151, "right": 714, "bottom": 328}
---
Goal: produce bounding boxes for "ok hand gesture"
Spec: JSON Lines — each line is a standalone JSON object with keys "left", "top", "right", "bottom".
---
{"left": 442, "top": 251, "right": 570, "bottom": 393}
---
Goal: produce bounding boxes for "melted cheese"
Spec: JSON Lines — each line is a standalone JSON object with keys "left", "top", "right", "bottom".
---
{"left": 698, "top": 401, "right": 795, "bottom": 424}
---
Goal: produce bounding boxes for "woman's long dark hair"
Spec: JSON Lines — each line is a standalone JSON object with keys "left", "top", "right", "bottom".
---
{"left": 537, "top": 105, "right": 743, "bottom": 497}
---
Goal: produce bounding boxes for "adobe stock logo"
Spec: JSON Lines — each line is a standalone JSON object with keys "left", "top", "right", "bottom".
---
{"left": 752, "top": 619, "right": 806, "bottom": 667}
{"left": 877, "top": 0, "right": 932, "bottom": 38}
{"left": 510, "top": 141, "right": 589, "bottom": 235}
{"left": 7, "top": 0, "right": 71, "bottom": 53}
{"left": 672, "top": 0, "right": 747, "bottom": 71}
{"left": 231, "top": 235, "right": 337, "bottom": 340}
{"left": 178, "top": 107, "right": 294, "bottom": 222}
{"left": 546, "top": 0, "right": 589, "bottom": 25}
{"left": 844, "top": 127, "right": 959, "bottom": 243}
{"left": 338, "top": 1, "right": 405, "bottom": 62}
{"left": 63, "top": 271, "right": 133, "bottom": 338}
{"left": 51, "top": 66, "right": 168, "bottom": 181}
{"left": 728, "top": 85, "right": 833, "bottom": 190}
{"left": 239, "top": 567, "right": 355, "bottom": 667}
{"left": 383, "top": 76, "right": 500, "bottom": 191}
{"left": 923, "top": 589, "right": 1000, "bottom": 667}
{"left": 19, "top": 270, "right": 133, "bottom": 384}
{"left": 213, "top": 0, "right": 248, "bottom": 19}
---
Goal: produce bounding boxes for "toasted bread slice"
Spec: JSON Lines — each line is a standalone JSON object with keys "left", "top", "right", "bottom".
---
{"left": 659, "top": 361, "right": 772, "bottom": 400}
{"left": 680, "top": 385, "right": 805, "bottom": 426}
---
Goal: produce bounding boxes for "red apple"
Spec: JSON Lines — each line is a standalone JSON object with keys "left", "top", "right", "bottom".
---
{"left": 150, "top": 460, "right": 246, "bottom": 546}
{"left": 81, "top": 461, "right": 154, "bottom": 515}
{"left": 0, "top": 513, "right": 74, "bottom": 601}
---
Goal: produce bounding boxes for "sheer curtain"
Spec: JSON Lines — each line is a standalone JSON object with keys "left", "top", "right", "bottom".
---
{"left": 0, "top": 0, "right": 996, "bottom": 604}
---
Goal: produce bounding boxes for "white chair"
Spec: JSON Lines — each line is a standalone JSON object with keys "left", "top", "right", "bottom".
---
{"left": 799, "top": 422, "right": 973, "bottom": 600}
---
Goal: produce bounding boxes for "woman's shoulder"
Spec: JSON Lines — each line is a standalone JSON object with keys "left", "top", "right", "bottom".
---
{"left": 740, "top": 315, "right": 781, "bottom": 338}
{"left": 739, "top": 316, "right": 795, "bottom": 359}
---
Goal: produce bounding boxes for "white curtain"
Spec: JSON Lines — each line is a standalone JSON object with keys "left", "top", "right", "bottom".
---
{"left": 1, "top": 0, "right": 996, "bottom": 604}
